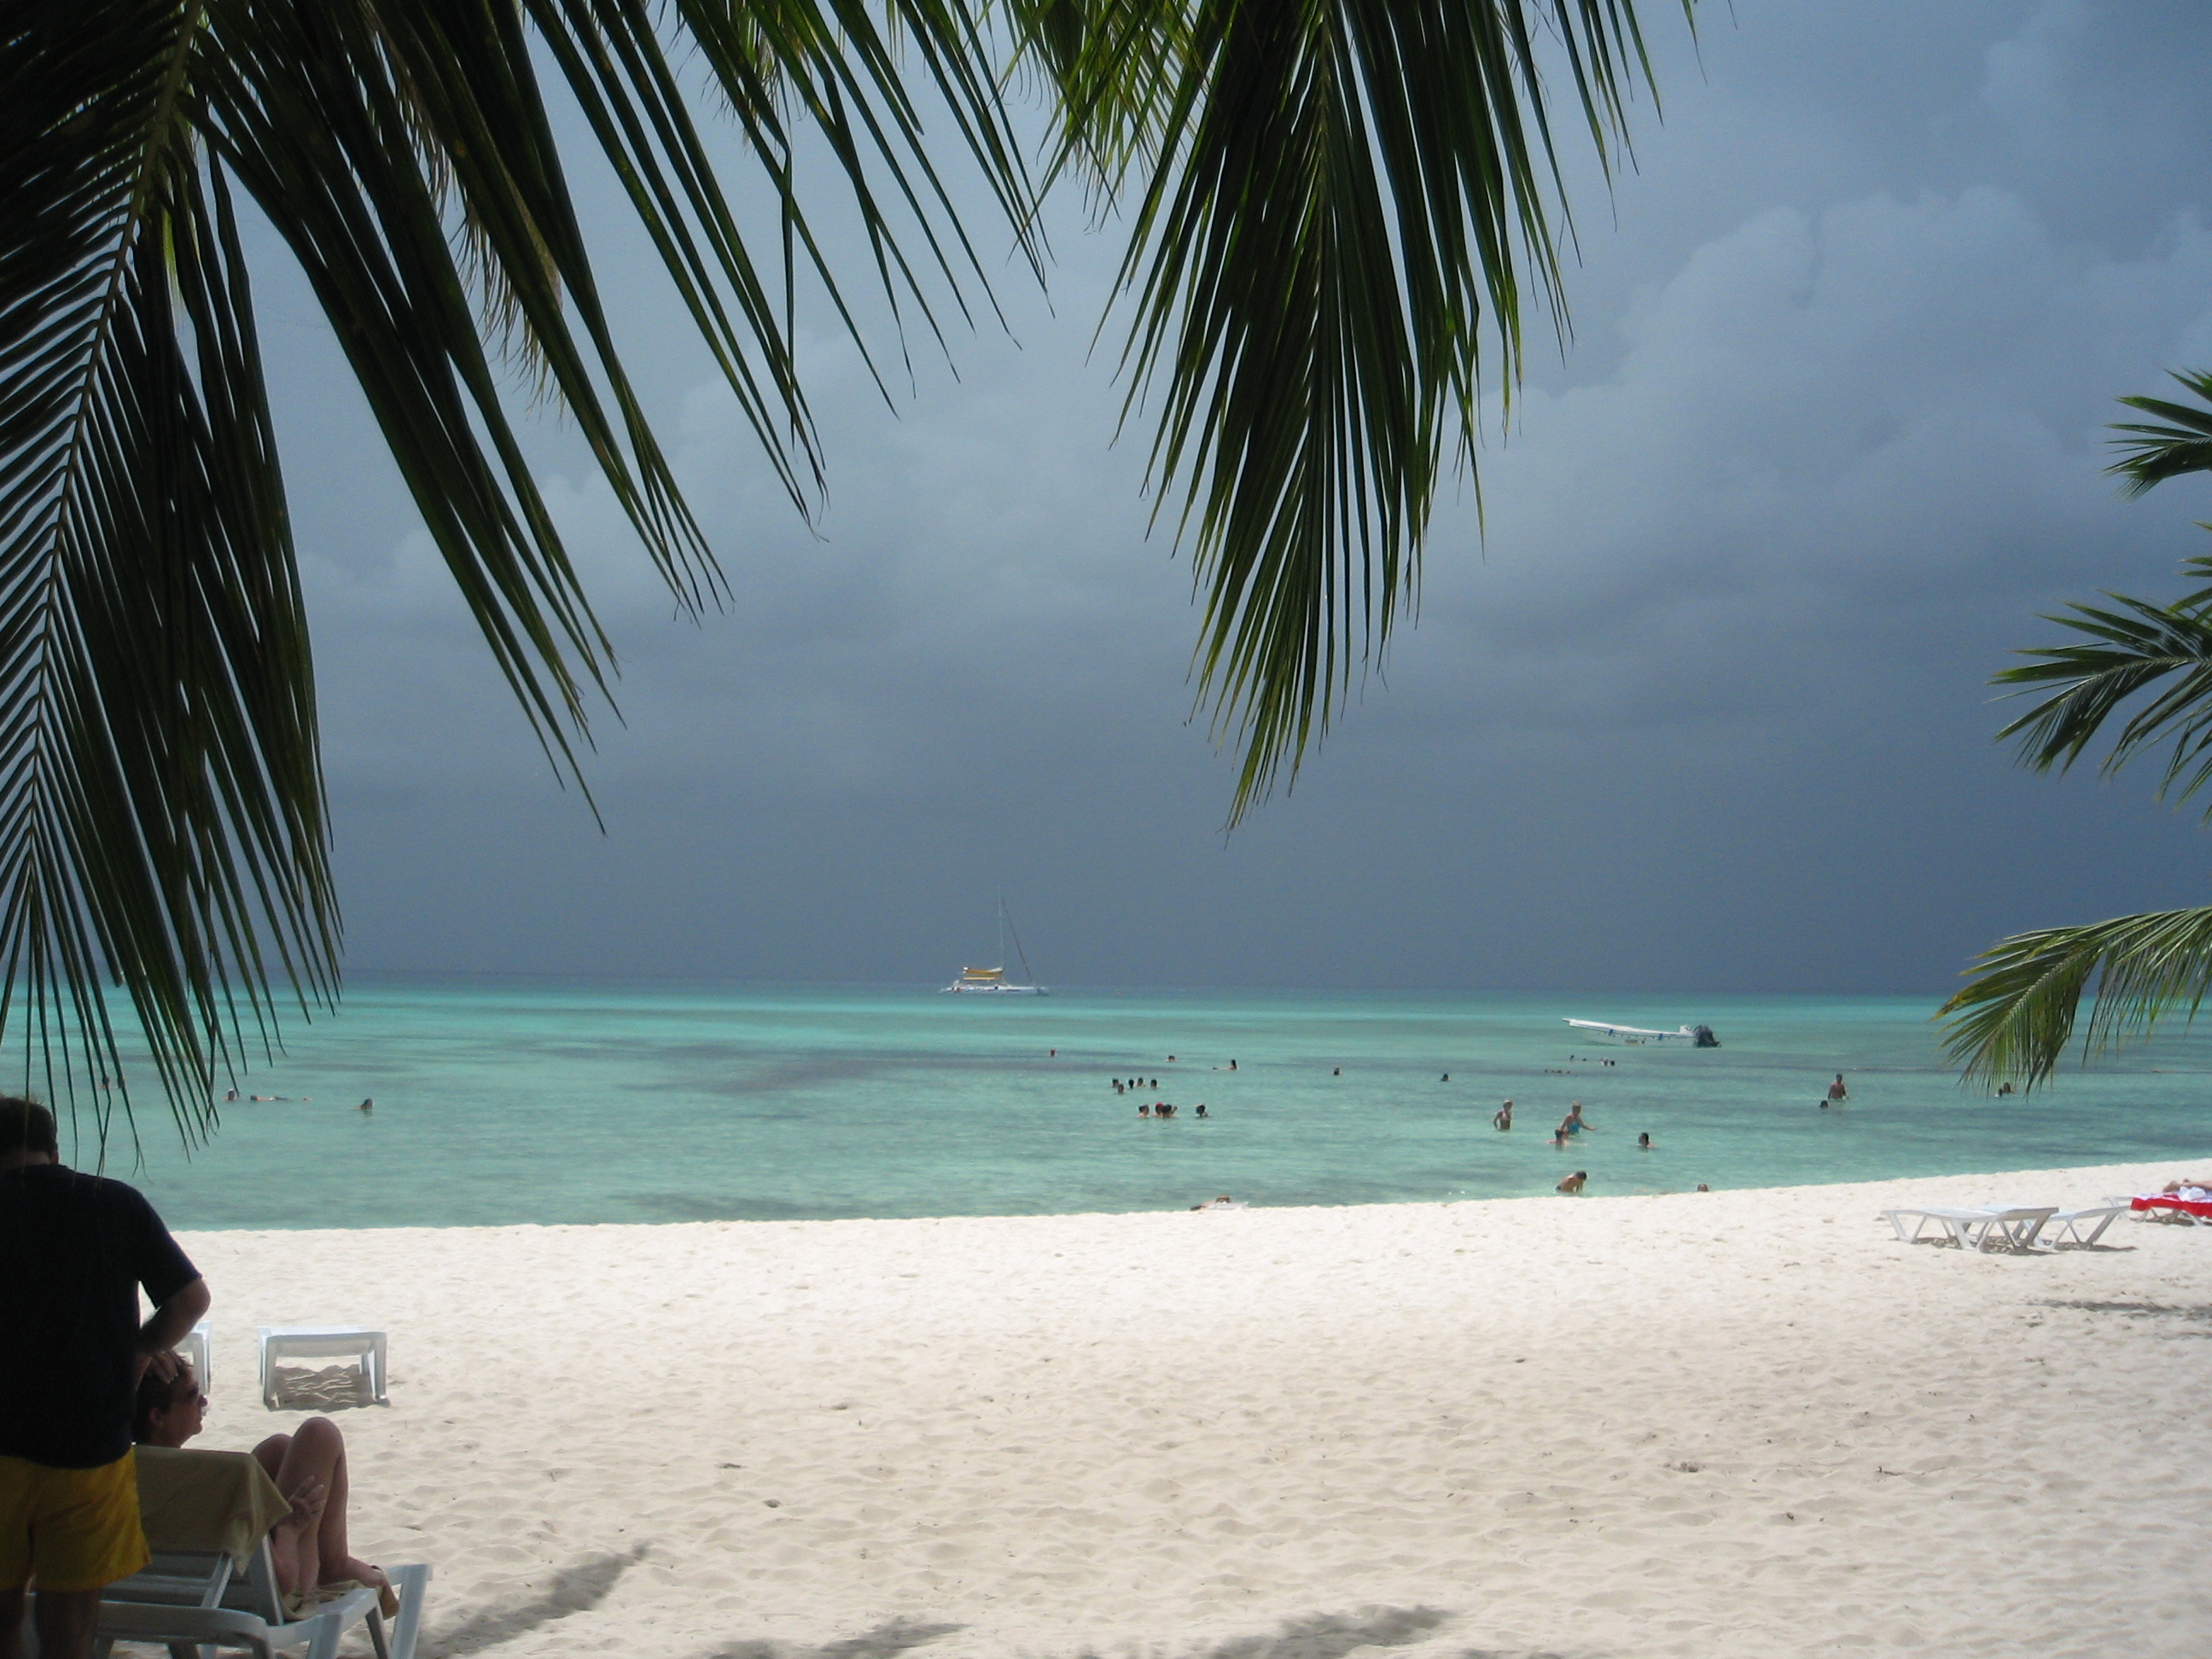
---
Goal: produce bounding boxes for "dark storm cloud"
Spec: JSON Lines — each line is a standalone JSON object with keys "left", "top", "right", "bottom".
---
{"left": 274, "top": 1, "right": 2212, "bottom": 992}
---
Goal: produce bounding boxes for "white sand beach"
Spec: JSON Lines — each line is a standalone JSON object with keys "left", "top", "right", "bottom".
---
{"left": 173, "top": 1160, "right": 2212, "bottom": 1659}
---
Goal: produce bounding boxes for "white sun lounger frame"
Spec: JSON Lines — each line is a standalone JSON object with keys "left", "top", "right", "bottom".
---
{"left": 257, "top": 1325, "right": 387, "bottom": 1409}
{"left": 1884, "top": 1205, "right": 2057, "bottom": 1252}
{"left": 178, "top": 1318, "right": 213, "bottom": 1395}
{"left": 2041, "top": 1204, "right": 2129, "bottom": 1247}
{"left": 96, "top": 1543, "right": 428, "bottom": 1659}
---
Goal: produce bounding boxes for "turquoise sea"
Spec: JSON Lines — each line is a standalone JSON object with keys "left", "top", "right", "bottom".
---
{"left": 61, "top": 981, "right": 2212, "bottom": 1231}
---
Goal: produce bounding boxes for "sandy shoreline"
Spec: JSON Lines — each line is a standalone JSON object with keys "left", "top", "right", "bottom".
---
{"left": 172, "top": 1159, "right": 2212, "bottom": 1659}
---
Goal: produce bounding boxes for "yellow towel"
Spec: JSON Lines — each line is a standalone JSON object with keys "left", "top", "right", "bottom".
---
{"left": 133, "top": 1447, "right": 289, "bottom": 1564}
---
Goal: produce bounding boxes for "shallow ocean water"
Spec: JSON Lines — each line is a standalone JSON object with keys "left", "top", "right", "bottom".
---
{"left": 59, "top": 980, "right": 2212, "bottom": 1229}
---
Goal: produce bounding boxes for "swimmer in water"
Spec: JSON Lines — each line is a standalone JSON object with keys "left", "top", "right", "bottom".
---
{"left": 1826, "top": 1073, "right": 1848, "bottom": 1105}
{"left": 1557, "top": 1171, "right": 1587, "bottom": 1195}
{"left": 1493, "top": 1100, "right": 1513, "bottom": 1131}
{"left": 1637, "top": 1132, "right": 1651, "bottom": 1149}
{"left": 358, "top": 1098, "right": 373, "bottom": 1115}
{"left": 1559, "top": 1103, "right": 1590, "bottom": 1137}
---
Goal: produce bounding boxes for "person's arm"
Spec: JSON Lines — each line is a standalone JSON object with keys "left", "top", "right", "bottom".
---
{"left": 136, "top": 1276, "right": 210, "bottom": 1383}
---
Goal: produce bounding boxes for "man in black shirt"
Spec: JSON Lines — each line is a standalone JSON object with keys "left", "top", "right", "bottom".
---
{"left": 0, "top": 1097, "right": 208, "bottom": 1659}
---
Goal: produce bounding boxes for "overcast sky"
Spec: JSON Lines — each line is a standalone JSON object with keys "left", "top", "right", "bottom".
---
{"left": 248, "top": 0, "right": 2212, "bottom": 994}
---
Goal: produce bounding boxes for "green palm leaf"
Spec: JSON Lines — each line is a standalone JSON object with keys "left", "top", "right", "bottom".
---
{"left": 3, "top": 0, "right": 319, "bottom": 1155}
{"left": 1991, "top": 566, "right": 2212, "bottom": 812}
{"left": 2109, "top": 368, "right": 2212, "bottom": 498}
{"left": 1018, "top": 0, "right": 1674, "bottom": 819}
{"left": 1941, "top": 907, "right": 2212, "bottom": 1091}
{"left": 3, "top": 0, "right": 1031, "bottom": 1157}
{"left": 1949, "top": 370, "right": 2212, "bottom": 1087}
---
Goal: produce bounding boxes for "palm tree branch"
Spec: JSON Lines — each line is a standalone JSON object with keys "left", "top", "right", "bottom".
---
{"left": 1016, "top": 0, "right": 1672, "bottom": 824}
{"left": 1993, "top": 590, "right": 2212, "bottom": 813}
{"left": 2108, "top": 369, "right": 2212, "bottom": 498}
{"left": 3, "top": 0, "right": 336, "bottom": 1157}
{"left": 1941, "top": 906, "right": 2212, "bottom": 1090}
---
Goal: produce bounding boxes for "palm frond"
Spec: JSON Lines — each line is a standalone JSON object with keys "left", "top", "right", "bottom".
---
{"left": 1993, "top": 580, "right": 2212, "bottom": 812}
{"left": 3, "top": 0, "right": 1036, "bottom": 1155}
{"left": 1016, "top": 0, "right": 1676, "bottom": 822}
{"left": 2, "top": 0, "right": 327, "bottom": 1157}
{"left": 1953, "top": 368, "right": 2212, "bottom": 1088}
{"left": 2109, "top": 368, "right": 2212, "bottom": 498}
{"left": 1941, "top": 906, "right": 2212, "bottom": 1090}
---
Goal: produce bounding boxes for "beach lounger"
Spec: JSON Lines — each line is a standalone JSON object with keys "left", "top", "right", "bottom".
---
{"left": 2129, "top": 1193, "right": 2212, "bottom": 1225}
{"left": 2042, "top": 1204, "right": 2130, "bottom": 1247}
{"left": 1884, "top": 1205, "right": 2057, "bottom": 1252}
{"left": 96, "top": 1447, "right": 428, "bottom": 1659}
{"left": 258, "top": 1325, "right": 387, "bottom": 1409}
{"left": 179, "top": 1318, "right": 213, "bottom": 1394}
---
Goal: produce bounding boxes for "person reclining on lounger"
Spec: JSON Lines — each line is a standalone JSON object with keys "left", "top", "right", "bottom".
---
{"left": 132, "top": 1364, "right": 388, "bottom": 1604}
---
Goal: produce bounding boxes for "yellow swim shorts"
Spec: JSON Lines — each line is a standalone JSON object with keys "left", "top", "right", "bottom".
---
{"left": 0, "top": 1450, "right": 149, "bottom": 1592}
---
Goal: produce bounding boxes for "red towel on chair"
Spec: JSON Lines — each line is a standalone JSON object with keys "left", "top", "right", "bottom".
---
{"left": 2133, "top": 1194, "right": 2212, "bottom": 1218}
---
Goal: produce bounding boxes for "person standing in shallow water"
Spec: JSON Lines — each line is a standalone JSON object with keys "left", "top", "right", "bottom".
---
{"left": 1826, "top": 1074, "right": 1848, "bottom": 1105}
{"left": 1493, "top": 1100, "right": 1513, "bottom": 1131}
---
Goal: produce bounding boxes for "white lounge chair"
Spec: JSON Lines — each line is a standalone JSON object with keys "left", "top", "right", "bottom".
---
{"left": 2042, "top": 1203, "right": 2130, "bottom": 1247}
{"left": 257, "top": 1325, "right": 387, "bottom": 1409}
{"left": 178, "top": 1318, "right": 213, "bottom": 1394}
{"left": 96, "top": 1447, "right": 428, "bottom": 1659}
{"left": 1884, "top": 1205, "right": 2057, "bottom": 1252}
{"left": 2115, "top": 1191, "right": 2212, "bottom": 1225}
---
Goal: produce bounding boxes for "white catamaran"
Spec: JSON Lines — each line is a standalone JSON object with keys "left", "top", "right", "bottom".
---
{"left": 1563, "top": 1018, "right": 1719, "bottom": 1046}
{"left": 942, "top": 899, "right": 1047, "bottom": 995}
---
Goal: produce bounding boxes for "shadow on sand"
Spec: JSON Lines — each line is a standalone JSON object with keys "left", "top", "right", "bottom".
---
{"left": 703, "top": 1619, "right": 967, "bottom": 1659}
{"left": 1062, "top": 1606, "right": 1585, "bottom": 1659}
{"left": 434, "top": 1544, "right": 649, "bottom": 1654}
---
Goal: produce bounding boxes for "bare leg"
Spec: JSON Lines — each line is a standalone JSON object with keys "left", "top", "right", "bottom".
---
{"left": 268, "top": 1418, "right": 384, "bottom": 1592}
{"left": 30, "top": 1588, "right": 99, "bottom": 1659}
{"left": 253, "top": 1434, "right": 314, "bottom": 1595}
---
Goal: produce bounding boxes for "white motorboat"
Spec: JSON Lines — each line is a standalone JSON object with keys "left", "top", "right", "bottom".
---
{"left": 942, "top": 899, "right": 1047, "bottom": 995}
{"left": 1563, "top": 1018, "right": 1719, "bottom": 1046}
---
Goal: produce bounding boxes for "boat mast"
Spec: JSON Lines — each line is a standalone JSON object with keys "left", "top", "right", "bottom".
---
{"left": 1002, "top": 894, "right": 1039, "bottom": 987}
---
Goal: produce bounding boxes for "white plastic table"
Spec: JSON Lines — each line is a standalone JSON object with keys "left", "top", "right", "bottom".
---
{"left": 256, "top": 1324, "right": 387, "bottom": 1408}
